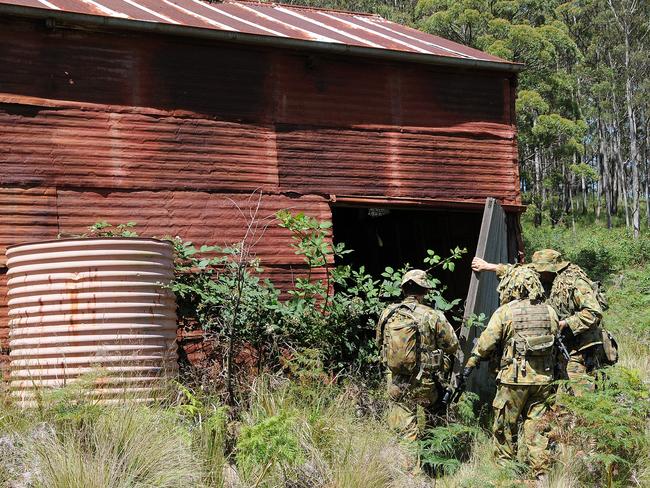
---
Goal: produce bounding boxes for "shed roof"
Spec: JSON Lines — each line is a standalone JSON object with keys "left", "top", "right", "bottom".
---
{"left": 0, "top": 0, "right": 521, "bottom": 71}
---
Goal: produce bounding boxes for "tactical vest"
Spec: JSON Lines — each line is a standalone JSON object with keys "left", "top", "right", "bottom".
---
{"left": 550, "top": 265, "right": 603, "bottom": 352}
{"left": 500, "top": 299, "right": 556, "bottom": 385}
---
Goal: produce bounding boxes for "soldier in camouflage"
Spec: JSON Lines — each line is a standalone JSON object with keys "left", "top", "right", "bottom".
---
{"left": 529, "top": 250, "right": 605, "bottom": 381}
{"left": 472, "top": 249, "right": 605, "bottom": 383}
{"left": 464, "top": 266, "right": 559, "bottom": 478}
{"left": 377, "top": 269, "right": 459, "bottom": 441}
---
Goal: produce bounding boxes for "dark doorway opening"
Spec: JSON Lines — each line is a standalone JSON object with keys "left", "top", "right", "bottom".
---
{"left": 331, "top": 205, "right": 483, "bottom": 308}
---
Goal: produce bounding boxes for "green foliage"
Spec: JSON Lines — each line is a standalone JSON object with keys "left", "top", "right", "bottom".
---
{"left": 522, "top": 209, "right": 650, "bottom": 281}
{"left": 416, "top": 423, "right": 486, "bottom": 476}
{"left": 86, "top": 221, "right": 139, "bottom": 238}
{"left": 236, "top": 412, "right": 304, "bottom": 483}
{"left": 556, "top": 367, "right": 650, "bottom": 486}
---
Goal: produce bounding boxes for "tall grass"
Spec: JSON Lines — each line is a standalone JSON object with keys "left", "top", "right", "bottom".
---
{"left": 30, "top": 405, "right": 201, "bottom": 488}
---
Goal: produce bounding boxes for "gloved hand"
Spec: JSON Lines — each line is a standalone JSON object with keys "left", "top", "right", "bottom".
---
{"left": 465, "top": 353, "right": 480, "bottom": 369}
{"left": 455, "top": 366, "right": 473, "bottom": 390}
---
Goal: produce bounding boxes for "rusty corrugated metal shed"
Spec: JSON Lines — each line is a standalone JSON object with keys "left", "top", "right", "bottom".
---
{"left": 0, "top": 2, "right": 522, "bottom": 368}
{"left": 0, "top": 0, "right": 520, "bottom": 70}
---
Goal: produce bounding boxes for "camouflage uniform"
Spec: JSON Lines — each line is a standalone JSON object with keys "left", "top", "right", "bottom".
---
{"left": 528, "top": 250, "right": 604, "bottom": 382}
{"left": 466, "top": 267, "right": 559, "bottom": 476}
{"left": 377, "top": 270, "right": 459, "bottom": 441}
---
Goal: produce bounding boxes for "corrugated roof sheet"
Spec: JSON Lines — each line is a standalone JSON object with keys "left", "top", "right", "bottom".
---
{"left": 0, "top": 0, "right": 515, "bottom": 67}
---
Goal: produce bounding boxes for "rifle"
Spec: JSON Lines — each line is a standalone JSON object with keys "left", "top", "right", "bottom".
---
{"left": 442, "top": 367, "right": 473, "bottom": 405}
{"left": 555, "top": 332, "right": 571, "bottom": 362}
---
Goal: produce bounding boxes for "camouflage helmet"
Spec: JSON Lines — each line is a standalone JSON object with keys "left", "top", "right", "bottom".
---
{"left": 401, "top": 269, "right": 432, "bottom": 290}
{"left": 497, "top": 265, "right": 545, "bottom": 304}
{"left": 530, "top": 249, "right": 570, "bottom": 274}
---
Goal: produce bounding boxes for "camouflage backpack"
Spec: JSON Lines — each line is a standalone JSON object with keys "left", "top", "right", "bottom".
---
{"left": 601, "top": 329, "right": 619, "bottom": 365}
{"left": 551, "top": 264, "right": 609, "bottom": 313}
{"left": 379, "top": 304, "right": 438, "bottom": 378}
{"left": 553, "top": 264, "right": 618, "bottom": 362}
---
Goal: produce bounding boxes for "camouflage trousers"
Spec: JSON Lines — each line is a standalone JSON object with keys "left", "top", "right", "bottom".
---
{"left": 386, "top": 372, "right": 442, "bottom": 441}
{"left": 491, "top": 383, "right": 555, "bottom": 476}
{"left": 566, "top": 346, "right": 605, "bottom": 391}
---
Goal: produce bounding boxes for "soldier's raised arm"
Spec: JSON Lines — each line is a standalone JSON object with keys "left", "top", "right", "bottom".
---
{"left": 471, "top": 257, "right": 516, "bottom": 279}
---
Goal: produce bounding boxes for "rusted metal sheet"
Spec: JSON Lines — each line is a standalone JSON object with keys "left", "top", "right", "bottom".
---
{"left": 0, "top": 98, "right": 278, "bottom": 191}
{"left": 0, "top": 0, "right": 515, "bottom": 66}
{"left": 55, "top": 190, "right": 331, "bottom": 265}
{"left": 0, "top": 26, "right": 518, "bottom": 204}
{"left": 459, "top": 197, "right": 509, "bottom": 400}
{"left": 277, "top": 126, "right": 519, "bottom": 205}
{"left": 7, "top": 237, "right": 177, "bottom": 405}
{"left": 0, "top": 187, "right": 59, "bottom": 265}
{"left": 274, "top": 58, "right": 511, "bottom": 126}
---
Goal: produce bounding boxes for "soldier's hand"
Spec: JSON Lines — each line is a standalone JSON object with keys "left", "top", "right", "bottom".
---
{"left": 559, "top": 320, "right": 567, "bottom": 330}
{"left": 472, "top": 257, "right": 497, "bottom": 273}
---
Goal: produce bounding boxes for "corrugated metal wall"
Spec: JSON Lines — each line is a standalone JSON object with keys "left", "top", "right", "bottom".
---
{"left": 0, "top": 17, "right": 520, "bottom": 362}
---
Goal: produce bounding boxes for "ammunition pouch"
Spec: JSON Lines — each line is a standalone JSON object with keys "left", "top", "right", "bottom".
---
{"left": 419, "top": 349, "right": 443, "bottom": 378}
{"left": 523, "top": 334, "right": 555, "bottom": 356}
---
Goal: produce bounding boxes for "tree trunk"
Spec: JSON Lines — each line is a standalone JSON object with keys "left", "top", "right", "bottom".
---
{"left": 582, "top": 174, "right": 588, "bottom": 214}
{"left": 624, "top": 29, "right": 641, "bottom": 237}
{"left": 534, "top": 146, "right": 543, "bottom": 226}
{"left": 599, "top": 117, "right": 613, "bottom": 228}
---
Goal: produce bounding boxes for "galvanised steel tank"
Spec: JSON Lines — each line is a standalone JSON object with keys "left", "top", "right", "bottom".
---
{"left": 6, "top": 238, "right": 177, "bottom": 405}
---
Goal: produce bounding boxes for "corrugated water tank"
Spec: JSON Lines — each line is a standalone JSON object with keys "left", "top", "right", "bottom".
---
{"left": 6, "top": 238, "right": 177, "bottom": 405}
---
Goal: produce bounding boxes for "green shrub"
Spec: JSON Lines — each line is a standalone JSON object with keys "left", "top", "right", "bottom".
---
{"left": 556, "top": 367, "right": 650, "bottom": 487}
{"left": 236, "top": 412, "right": 304, "bottom": 486}
{"left": 417, "top": 423, "right": 485, "bottom": 476}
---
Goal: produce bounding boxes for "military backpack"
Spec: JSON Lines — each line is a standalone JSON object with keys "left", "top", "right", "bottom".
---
{"left": 600, "top": 329, "right": 619, "bottom": 365}
{"left": 379, "top": 303, "right": 441, "bottom": 379}
{"left": 553, "top": 265, "right": 619, "bottom": 360}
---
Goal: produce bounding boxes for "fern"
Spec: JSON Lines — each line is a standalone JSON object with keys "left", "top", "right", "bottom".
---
{"left": 415, "top": 423, "right": 485, "bottom": 476}
{"left": 556, "top": 367, "right": 650, "bottom": 486}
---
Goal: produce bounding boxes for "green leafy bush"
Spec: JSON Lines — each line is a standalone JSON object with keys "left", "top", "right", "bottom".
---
{"left": 417, "top": 423, "right": 485, "bottom": 476}
{"left": 170, "top": 210, "right": 465, "bottom": 378}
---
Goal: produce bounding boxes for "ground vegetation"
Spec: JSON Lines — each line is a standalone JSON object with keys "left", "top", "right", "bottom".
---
{"left": 1, "top": 207, "right": 647, "bottom": 487}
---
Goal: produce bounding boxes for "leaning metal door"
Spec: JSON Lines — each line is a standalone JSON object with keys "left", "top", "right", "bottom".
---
{"left": 458, "top": 197, "right": 509, "bottom": 401}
